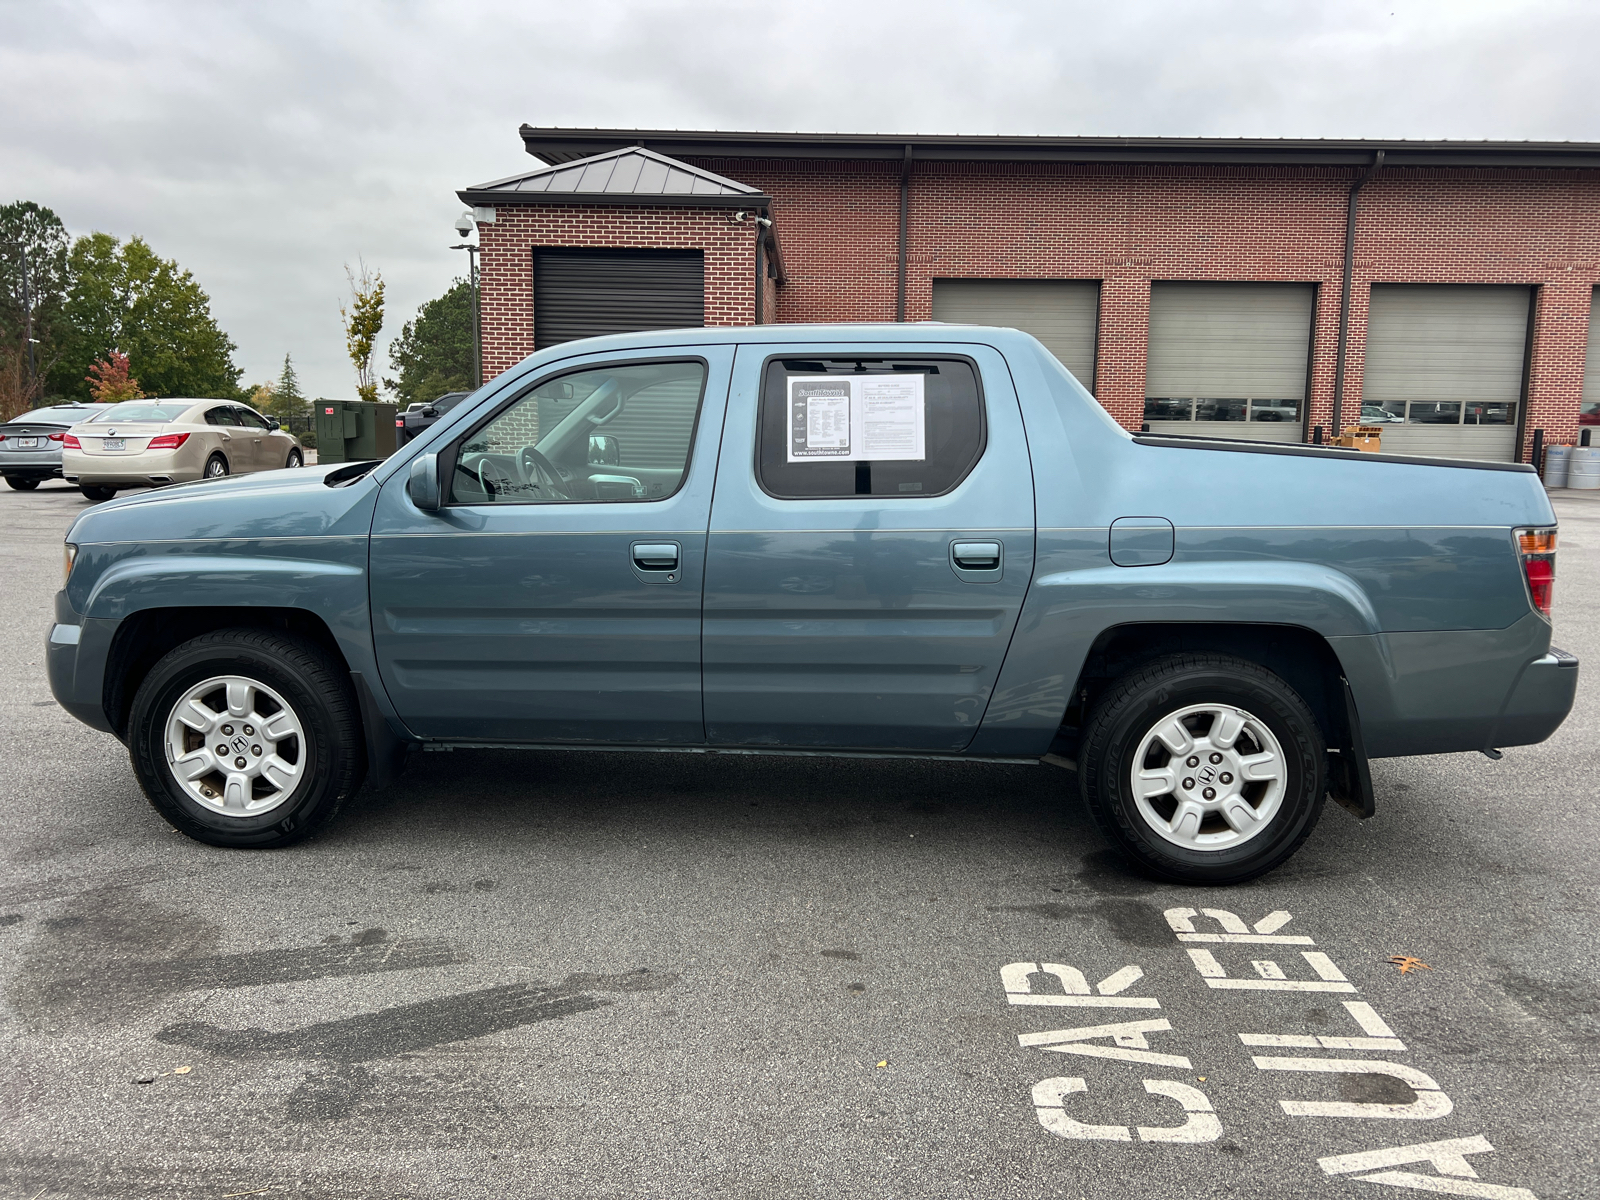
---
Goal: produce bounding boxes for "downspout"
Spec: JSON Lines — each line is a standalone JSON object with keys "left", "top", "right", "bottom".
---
{"left": 1331, "top": 150, "right": 1384, "bottom": 435}
{"left": 896, "top": 145, "right": 912, "bottom": 321}
{"left": 754, "top": 211, "right": 765, "bottom": 326}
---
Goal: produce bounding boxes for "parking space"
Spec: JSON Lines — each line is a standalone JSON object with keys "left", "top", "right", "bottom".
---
{"left": 0, "top": 483, "right": 1594, "bottom": 1200}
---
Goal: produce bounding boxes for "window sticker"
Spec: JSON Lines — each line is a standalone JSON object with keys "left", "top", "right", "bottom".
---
{"left": 786, "top": 375, "right": 926, "bottom": 463}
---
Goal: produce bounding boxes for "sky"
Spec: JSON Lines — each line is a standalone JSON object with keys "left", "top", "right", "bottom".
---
{"left": 3, "top": 0, "right": 1598, "bottom": 399}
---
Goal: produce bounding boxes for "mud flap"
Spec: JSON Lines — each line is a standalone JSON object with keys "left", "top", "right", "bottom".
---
{"left": 351, "top": 670, "right": 414, "bottom": 791}
{"left": 1327, "top": 677, "right": 1375, "bottom": 820}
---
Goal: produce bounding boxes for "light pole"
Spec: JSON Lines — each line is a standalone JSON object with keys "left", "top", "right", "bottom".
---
{"left": 452, "top": 212, "right": 481, "bottom": 389}
{"left": 3, "top": 240, "right": 38, "bottom": 396}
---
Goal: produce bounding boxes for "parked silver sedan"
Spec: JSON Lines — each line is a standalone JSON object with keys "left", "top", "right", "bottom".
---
{"left": 0, "top": 403, "right": 110, "bottom": 490}
{"left": 64, "top": 399, "right": 304, "bottom": 502}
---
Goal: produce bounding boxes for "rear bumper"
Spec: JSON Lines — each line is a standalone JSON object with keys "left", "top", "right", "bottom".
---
{"left": 1491, "top": 646, "right": 1579, "bottom": 748}
{"left": 63, "top": 447, "right": 199, "bottom": 486}
{"left": 0, "top": 450, "right": 63, "bottom": 477}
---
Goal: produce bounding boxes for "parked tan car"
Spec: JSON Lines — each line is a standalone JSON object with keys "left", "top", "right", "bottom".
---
{"left": 64, "top": 399, "right": 304, "bottom": 501}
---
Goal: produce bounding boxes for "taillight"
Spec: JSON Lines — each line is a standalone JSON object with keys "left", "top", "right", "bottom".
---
{"left": 1515, "top": 527, "right": 1556, "bottom": 618}
{"left": 147, "top": 432, "right": 190, "bottom": 450}
{"left": 49, "top": 432, "right": 64, "bottom": 442}
{"left": 63, "top": 434, "right": 81, "bottom": 449}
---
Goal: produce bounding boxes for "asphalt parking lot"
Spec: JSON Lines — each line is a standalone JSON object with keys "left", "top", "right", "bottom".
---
{"left": 1, "top": 479, "right": 1595, "bottom": 1200}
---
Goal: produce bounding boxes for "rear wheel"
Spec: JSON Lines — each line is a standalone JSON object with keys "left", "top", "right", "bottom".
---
{"left": 286, "top": 448, "right": 303, "bottom": 469}
{"left": 79, "top": 484, "right": 117, "bottom": 502}
{"left": 204, "top": 453, "right": 229, "bottom": 478}
{"left": 5, "top": 476, "right": 39, "bottom": 491}
{"left": 127, "top": 629, "right": 365, "bottom": 848}
{"left": 1078, "top": 653, "right": 1325, "bottom": 885}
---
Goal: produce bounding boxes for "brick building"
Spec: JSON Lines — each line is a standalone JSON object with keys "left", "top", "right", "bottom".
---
{"left": 459, "top": 129, "right": 1600, "bottom": 463}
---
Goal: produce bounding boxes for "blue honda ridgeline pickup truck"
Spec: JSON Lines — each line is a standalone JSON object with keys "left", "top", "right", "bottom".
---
{"left": 46, "top": 325, "right": 1577, "bottom": 883}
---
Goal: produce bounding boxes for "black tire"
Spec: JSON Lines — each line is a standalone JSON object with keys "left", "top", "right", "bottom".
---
{"left": 204, "top": 453, "right": 229, "bottom": 478}
{"left": 6, "top": 476, "right": 39, "bottom": 491}
{"left": 1079, "top": 653, "right": 1325, "bottom": 885}
{"left": 79, "top": 484, "right": 117, "bottom": 502}
{"left": 127, "top": 629, "right": 365, "bottom": 848}
{"left": 286, "top": 448, "right": 303, "bottom": 469}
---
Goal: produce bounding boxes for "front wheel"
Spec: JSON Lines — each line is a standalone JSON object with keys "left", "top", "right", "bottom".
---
{"left": 1078, "top": 653, "right": 1326, "bottom": 885}
{"left": 127, "top": 629, "right": 365, "bottom": 848}
{"left": 6, "top": 476, "right": 39, "bottom": 491}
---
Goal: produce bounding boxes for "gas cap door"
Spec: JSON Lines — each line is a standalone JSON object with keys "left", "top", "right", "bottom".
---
{"left": 1109, "top": 516, "right": 1175, "bottom": 567}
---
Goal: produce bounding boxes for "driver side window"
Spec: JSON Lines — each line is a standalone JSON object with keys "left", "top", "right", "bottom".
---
{"left": 448, "top": 360, "right": 707, "bottom": 505}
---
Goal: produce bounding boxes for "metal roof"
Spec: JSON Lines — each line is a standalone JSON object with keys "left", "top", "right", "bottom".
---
{"left": 518, "top": 127, "right": 1600, "bottom": 170}
{"left": 459, "top": 145, "right": 771, "bottom": 207}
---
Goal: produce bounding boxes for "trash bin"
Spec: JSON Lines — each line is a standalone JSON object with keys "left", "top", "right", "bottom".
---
{"left": 1568, "top": 446, "right": 1600, "bottom": 490}
{"left": 1543, "top": 444, "right": 1571, "bottom": 489}
{"left": 313, "top": 400, "right": 398, "bottom": 464}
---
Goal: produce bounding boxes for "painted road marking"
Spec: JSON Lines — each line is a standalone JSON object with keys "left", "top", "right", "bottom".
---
{"left": 1252, "top": 1056, "right": 1453, "bottom": 1120}
{"left": 1241, "top": 1001, "right": 1407, "bottom": 1052}
{"left": 1031, "top": 1077, "right": 1221, "bottom": 1144}
{"left": 1002, "top": 961, "right": 1161, "bottom": 1008}
{"left": 1165, "top": 906, "right": 1315, "bottom": 944}
{"left": 1319, "top": 1136, "right": 1538, "bottom": 1199}
{"left": 1186, "top": 947, "right": 1358, "bottom": 992}
{"left": 1018, "top": 1017, "right": 1194, "bottom": 1069}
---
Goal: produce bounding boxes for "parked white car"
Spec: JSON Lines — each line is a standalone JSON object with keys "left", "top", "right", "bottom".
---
{"left": 64, "top": 399, "right": 303, "bottom": 502}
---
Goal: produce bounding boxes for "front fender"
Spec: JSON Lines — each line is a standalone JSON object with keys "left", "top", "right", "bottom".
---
{"left": 968, "top": 553, "right": 1381, "bottom": 756}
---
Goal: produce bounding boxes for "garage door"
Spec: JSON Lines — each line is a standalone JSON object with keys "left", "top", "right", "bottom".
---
{"left": 533, "top": 248, "right": 704, "bottom": 351}
{"left": 1582, "top": 288, "right": 1600, "bottom": 430}
{"left": 931, "top": 280, "right": 1099, "bottom": 390}
{"left": 1361, "top": 284, "right": 1530, "bottom": 461}
{"left": 1144, "top": 282, "right": 1314, "bottom": 443}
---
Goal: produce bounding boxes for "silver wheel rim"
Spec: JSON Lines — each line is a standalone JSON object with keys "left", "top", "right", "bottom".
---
{"left": 1130, "top": 702, "right": 1287, "bottom": 851}
{"left": 207, "top": 457, "right": 227, "bottom": 477}
{"left": 163, "top": 675, "right": 305, "bottom": 818}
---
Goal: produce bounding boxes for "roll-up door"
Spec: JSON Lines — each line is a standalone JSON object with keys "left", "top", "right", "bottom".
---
{"left": 1144, "top": 282, "right": 1314, "bottom": 443}
{"left": 1582, "top": 288, "right": 1600, "bottom": 430}
{"left": 931, "top": 280, "right": 1099, "bottom": 390}
{"left": 533, "top": 248, "right": 704, "bottom": 350}
{"left": 1362, "top": 284, "right": 1529, "bottom": 461}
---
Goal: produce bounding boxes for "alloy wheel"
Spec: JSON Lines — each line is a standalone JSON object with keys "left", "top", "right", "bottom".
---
{"left": 163, "top": 675, "right": 304, "bottom": 817}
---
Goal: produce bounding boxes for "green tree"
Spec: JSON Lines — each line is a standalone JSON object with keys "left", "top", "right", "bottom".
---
{"left": 0, "top": 201, "right": 72, "bottom": 413}
{"left": 385, "top": 277, "right": 473, "bottom": 407}
{"left": 340, "top": 260, "right": 384, "bottom": 403}
{"left": 49, "top": 232, "right": 241, "bottom": 401}
{"left": 255, "top": 353, "right": 306, "bottom": 421}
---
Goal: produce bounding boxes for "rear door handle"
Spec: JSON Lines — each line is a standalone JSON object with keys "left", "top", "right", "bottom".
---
{"left": 951, "top": 540, "right": 1002, "bottom": 572}
{"left": 632, "top": 542, "right": 679, "bottom": 571}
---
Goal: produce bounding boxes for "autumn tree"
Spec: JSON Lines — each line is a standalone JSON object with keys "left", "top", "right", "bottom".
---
{"left": 86, "top": 351, "right": 145, "bottom": 402}
{"left": 340, "top": 261, "right": 385, "bottom": 403}
{"left": 385, "top": 277, "right": 473, "bottom": 407}
{"left": 51, "top": 232, "right": 241, "bottom": 400}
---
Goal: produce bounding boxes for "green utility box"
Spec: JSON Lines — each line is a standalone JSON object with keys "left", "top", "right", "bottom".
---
{"left": 313, "top": 399, "right": 398, "bottom": 464}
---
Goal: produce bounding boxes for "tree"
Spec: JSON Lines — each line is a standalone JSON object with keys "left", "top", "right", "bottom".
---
{"left": 340, "top": 260, "right": 384, "bottom": 403}
{"left": 0, "top": 201, "right": 72, "bottom": 414}
{"left": 251, "top": 352, "right": 308, "bottom": 422}
{"left": 49, "top": 232, "right": 241, "bottom": 401}
{"left": 386, "top": 277, "right": 473, "bottom": 407}
{"left": 86, "top": 351, "right": 145, "bottom": 401}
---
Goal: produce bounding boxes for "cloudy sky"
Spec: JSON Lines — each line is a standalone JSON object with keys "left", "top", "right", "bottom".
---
{"left": 3, "top": 0, "right": 1597, "bottom": 398}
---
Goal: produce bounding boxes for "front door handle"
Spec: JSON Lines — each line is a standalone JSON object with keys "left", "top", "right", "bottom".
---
{"left": 632, "top": 543, "right": 679, "bottom": 571}
{"left": 951, "top": 541, "right": 1002, "bottom": 572}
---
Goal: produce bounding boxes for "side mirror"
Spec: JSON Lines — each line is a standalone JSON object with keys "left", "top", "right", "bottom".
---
{"left": 588, "top": 434, "right": 620, "bottom": 465}
{"left": 407, "top": 453, "right": 441, "bottom": 510}
{"left": 422, "top": 408, "right": 438, "bottom": 418}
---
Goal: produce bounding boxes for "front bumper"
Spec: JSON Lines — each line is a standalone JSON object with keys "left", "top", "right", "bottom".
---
{"left": 45, "top": 590, "right": 117, "bottom": 735}
{"left": 1491, "top": 646, "right": 1580, "bottom": 748}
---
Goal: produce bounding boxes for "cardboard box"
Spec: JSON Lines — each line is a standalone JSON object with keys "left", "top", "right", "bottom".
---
{"left": 1333, "top": 425, "right": 1383, "bottom": 452}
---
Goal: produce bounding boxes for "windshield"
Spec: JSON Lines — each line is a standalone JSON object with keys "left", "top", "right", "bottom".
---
{"left": 87, "top": 402, "right": 192, "bottom": 423}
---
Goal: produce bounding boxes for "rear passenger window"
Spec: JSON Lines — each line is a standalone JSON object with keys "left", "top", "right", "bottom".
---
{"left": 757, "top": 357, "right": 985, "bottom": 499}
{"left": 447, "top": 360, "right": 706, "bottom": 504}
{"left": 205, "top": 407, "right": 238, "bottom": 426}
